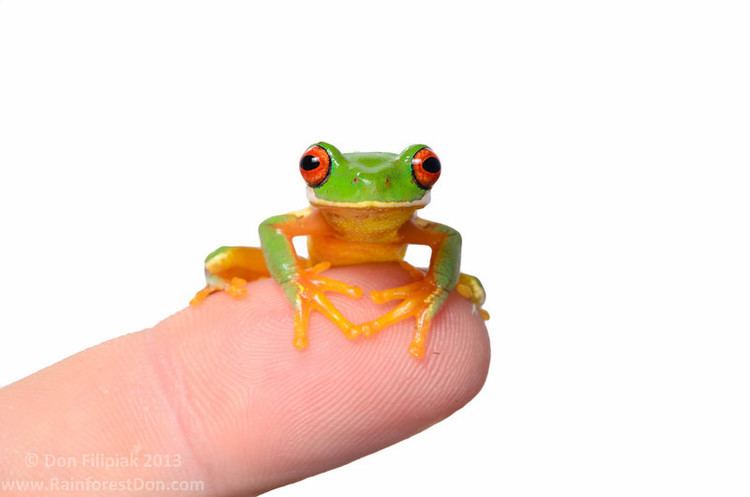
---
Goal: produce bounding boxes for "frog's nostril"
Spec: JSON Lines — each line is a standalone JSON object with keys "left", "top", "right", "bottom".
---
{"left": 352, "top": 177, "right": 359, "bottom": 184}
{"left": 384, "top": 176, "right": 391, "bottom": 188}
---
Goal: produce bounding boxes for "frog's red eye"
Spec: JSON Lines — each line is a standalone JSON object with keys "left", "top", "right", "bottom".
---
{"left": 411, "top": 147, "right": 441, "bottom": 189}
{"left": 299, "top": 145, "right": 331, "bottom": 187}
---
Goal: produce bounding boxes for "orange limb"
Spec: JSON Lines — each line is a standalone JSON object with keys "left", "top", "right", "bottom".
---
{"left": 358, "top": 219, "right": 489, "bottom": 357}
{"left": 286, "top": 262, "right": 364, "bottom": 348}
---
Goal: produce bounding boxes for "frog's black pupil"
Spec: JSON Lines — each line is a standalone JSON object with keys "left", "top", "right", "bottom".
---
{"left": 422, "top": 156, "right": 441, "bottom": 173}
{"left": 300, "top": 155, "right": 320, "bottom": 171}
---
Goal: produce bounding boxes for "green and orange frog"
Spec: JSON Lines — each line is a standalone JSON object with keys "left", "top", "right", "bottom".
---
{"left": 191, "top": 143, "right": 488, "bottom": 358}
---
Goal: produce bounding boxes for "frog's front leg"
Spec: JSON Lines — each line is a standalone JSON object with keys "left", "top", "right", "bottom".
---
{"left": 358, "top": 219, "right": 486, "bottom": 358}
{"left": 396, "top": 261, "right": 490, "bottom": 320}
{"left": 259, "top": 209, "right": 363, "bottom": 348}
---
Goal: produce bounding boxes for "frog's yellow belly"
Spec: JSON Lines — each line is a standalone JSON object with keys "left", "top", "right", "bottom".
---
{"left": 307, "top": 204, "right": 416, "bottom": 266}
{"left": 308, "top": 235, "right": 407, "bottom": 266}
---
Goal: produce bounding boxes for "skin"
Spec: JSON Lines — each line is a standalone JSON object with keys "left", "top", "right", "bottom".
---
{"left": 191, "top": 142, "right": 488, "bottom": 358}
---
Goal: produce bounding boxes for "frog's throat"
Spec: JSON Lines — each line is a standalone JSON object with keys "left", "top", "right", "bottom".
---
{"left": 306, "top": 187, "right": 430, "bottom": 209}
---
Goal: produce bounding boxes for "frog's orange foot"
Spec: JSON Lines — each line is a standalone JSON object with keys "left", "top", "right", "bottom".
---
{"left": 358, "top": 277, "right": 448, "bottom": 359}
{"left": 288, "top": 262, "right": 364, "bottom": 348}
{"left": 190, "top": 276, "right": 248, "bottom": 306}
{"left": 226, "top": 277, "right": 249, "bottom": 298}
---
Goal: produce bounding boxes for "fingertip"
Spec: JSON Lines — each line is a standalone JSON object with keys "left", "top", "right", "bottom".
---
{"left": 152, "top": 263, "right": 490, "bottom": 495}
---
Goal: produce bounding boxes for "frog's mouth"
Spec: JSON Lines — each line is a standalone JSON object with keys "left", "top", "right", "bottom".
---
{"left": 306, "top": 187, "right": 430, "bottom": 209}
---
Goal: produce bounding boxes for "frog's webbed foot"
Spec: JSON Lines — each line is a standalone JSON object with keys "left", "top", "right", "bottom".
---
{"left": 285, "top": 262, "right": 363, "bottom": 349}
{"left": 358, "top": 276, "right": 449, "bottom": 359}
{"left": 456, "top": 273, "right": 490, "bottom": 321}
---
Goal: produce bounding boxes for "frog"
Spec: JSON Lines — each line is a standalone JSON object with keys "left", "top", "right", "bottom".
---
{"left": 190, "top": 142, "right": 488, "bottom": 358}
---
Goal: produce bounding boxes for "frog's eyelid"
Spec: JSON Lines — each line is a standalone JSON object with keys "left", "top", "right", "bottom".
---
{"left": 314, "top": 141, "right": 344, "bottom": 160}
{"left": 395, "top": 143, "right": 431, "bottom": 162}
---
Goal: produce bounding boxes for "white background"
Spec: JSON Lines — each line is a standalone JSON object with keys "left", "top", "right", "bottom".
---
{"left": 1, "top": 1, "right": 749, "bottom": 495}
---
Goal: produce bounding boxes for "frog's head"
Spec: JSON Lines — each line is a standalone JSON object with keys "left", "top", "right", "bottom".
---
{"left": 299, "top": 142, "right": 441, "bottom": 208}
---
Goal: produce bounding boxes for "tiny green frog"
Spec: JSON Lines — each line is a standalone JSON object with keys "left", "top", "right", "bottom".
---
{"left": 191, "top": 143, "right": 487, "bottom": 358}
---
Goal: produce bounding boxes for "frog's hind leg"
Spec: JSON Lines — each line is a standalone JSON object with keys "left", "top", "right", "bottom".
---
{"left": 190, "top": 246, "right": 271, "bottom": 305}
{"left": 456, "top": 273, "right": 490, "bottom": 320}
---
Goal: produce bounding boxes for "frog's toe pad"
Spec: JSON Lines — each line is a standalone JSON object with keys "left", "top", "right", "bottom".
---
{"left": 293, "top": 335, "right": 309, "bottom": 349}
{"left": 408, "top": 340, "right": 426, "bottom": 359}
{"left": 227, "top": 277, "right": 249, "bottom": 298}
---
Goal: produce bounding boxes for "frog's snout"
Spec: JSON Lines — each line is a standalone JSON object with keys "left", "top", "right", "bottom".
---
{"left": 351, "top": 173, "right": 392, "bottom": 193}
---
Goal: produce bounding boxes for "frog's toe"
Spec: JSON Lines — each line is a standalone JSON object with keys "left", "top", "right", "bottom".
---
{"left": 190, "top": 276, "right": 250, "bottom": 306}
{"left": 356, "top": 277, "right": 448, "bottom": 358}
{"left": 286, "top": 265, "right": 361, "bottom": 347}
{"left": 398, "top": 260, "right": 426, "bottom": 280}
{"left": 369, "top": 281, "right": 423, "bottom": 305}
{"left": 293, "top": 333, "right": 309, "bottom": 349}
{"left": 316, "top": 275, "right": 363, "bottom": 299}
{"left": 408, "top": 339, "right": 426, "bottom": 359}
{"left": 190, "top": 286, "right": 215, "bottom": 306}
{"left": 226, "top": 277, "right": 249, "bottom": 298}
